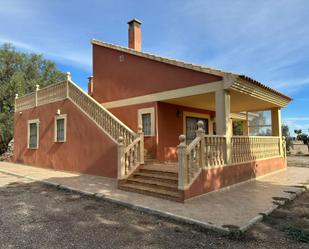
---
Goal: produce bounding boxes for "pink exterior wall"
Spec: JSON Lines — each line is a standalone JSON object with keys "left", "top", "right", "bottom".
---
{"left": 156, "top": 102, "right": 215, "bottom": 162}
{"left": 108, "top": 102, "right": 157, "bottom": 158}
{"left": 183, "top": 156, "right": 286, "bottom": 200}
{"left": 13, "top": 100, "right": 118, "bottom": 178}
{"left": 109, "top": 101, "right": 215, "bottom": 162}
{"left": 92, "top": 44, "right": 222, "bottom": 103}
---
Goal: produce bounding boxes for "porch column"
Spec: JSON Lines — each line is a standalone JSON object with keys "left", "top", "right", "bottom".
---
{"left": 243, "top": 112, "right": 249, "bottom": 136}
{"left": 271, "top": 108, "right": 282, "bottom": 137}
{"left": 215, "top": 89, "right": 231, "bottom": 164}
{"left": 271, "top": 108, "right": 283, "bottom": 156}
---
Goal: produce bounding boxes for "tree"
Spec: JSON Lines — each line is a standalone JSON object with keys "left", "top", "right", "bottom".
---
{"left": 294, "top": 129, "right": 302, "bottom": 140}
{"left": 0, "top": 43, "right": 65, "bottom": 154}
{"left": 232, "top": 121, "right": 243, "bottom": 135}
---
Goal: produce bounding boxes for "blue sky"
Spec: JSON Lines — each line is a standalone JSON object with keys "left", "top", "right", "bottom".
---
{"left": 1, "top": 0, "right": 309, "bottom": 135}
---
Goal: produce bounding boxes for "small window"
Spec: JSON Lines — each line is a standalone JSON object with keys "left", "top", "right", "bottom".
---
{"left": 142, "top": 113, "right": 151, "bottom": 136}
{"left": 54, "top": 114, "right": 67, "bottom": 142}
{"left": 28, "top": 119, "right": 39, "bottom": 149}
{"left": 138, "top": 108, "right": 155, "bottom": 136}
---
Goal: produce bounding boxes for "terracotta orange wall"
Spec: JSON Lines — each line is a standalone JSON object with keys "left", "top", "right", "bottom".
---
{"left": 13, "top": 100, "right": 118, "bottom": 178}
{"left": 92, "top": 44, "right": 222, "bottom": 103}
{"left": 184, "top": 157, "right": 286, "bottom": 200}
{"left": 108, "top": 102, "right": 157, "bottom": 158}
{"left": 156, "top": 102, "right": 215, "bottom": 162}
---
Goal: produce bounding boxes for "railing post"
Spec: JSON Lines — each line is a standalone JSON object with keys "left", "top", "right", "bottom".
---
{"left": 14, "top": 94, "right": 19, "bottom": 112}
{"left": 66, "top": 72, "right": 71, "bottom": 98}
{"left": 117, "top": 136, "right": 126, "bottom": 179}
{"left": 226, "top": 136, "right": 232, "bottom": 165}
{"left": 196, "top": 120, "right": 205, "bottom": 168}
{"left": 282, "top": 136, "right": 287, "bottom": 165}
{"left": 137, "top": 125, "right": 144, "bottom": 165}
{"left": 35, "top": 84, "right": 40, "bottom": 106}
{"left": 178, "top": 134, "right": 187, "bottom": 190}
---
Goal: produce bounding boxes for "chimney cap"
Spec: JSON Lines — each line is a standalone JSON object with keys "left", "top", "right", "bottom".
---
{"left": 127, "top": 18, "right": 142, "bottom": 25}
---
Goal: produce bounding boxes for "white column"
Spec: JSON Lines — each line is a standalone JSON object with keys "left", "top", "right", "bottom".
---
{"left": 137, "top": 125, "right": 144, "bottom": 165}
{"left": 196, "top": 120, "right": 205, "bottom": 168}
{"left": 15, "top": 94, "right": 19, "bottom": 112}
{"left": 35, "top": 84, "right": 40, "bottom": 107}
{"left": 271, "top": 108, "right": 283, "bottom": 156}
{"left": 117, "top": 136, "right": 125, "bottom": 179}
{"left": 66, "top": 72, "right": 71, "bottom": 98}
{"left": 177, "top": 135, "right": 187, "bottom": 190}
{"left": 271, "top": 108, "right": 282, "bottom": 137}
{"left": 215, "top": 89, "right": 231, "bottom": 163}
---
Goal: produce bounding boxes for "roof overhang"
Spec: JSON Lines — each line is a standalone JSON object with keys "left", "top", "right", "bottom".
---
{"left": 93, "top": 38, "right": 292, "bottom": 110}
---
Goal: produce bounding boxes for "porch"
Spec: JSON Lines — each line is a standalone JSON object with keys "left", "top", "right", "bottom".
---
{"left": 118, "top": 76, "right": 290, "bottom": 200}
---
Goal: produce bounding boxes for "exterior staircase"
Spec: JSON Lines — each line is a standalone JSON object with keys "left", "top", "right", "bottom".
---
{"left": 118, "top": 163, "right": 183, "bottom": 202}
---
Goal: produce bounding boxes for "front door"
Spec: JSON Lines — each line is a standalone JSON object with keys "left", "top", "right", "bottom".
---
{"left": 186, "top": 117, "right": 209, "bottom": 144}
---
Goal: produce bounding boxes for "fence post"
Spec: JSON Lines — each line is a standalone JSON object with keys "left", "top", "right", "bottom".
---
{"left": 117, "top": 136, "right": 126, "bottom": 179}
{"left": 137, "top": 125, "right": 144, "bottom": 165}
{"left": 35, "top": 84, "right": 40, "bottom": 106}
{"left": 178, "top": 134, "right": 187, "bottom": 190}
{"left": 15, "top": 94, "right": 19, "bottom": 112}
{"left": 66, "top": 72, "right": 71, "bottom": 98}
{"left": 196, "top": 120, "right": 205, "bottom": 168}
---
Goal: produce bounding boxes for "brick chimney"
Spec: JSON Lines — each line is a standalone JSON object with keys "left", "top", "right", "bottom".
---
{"left": 128, "top": 19, "right": 142, "bottom": 51}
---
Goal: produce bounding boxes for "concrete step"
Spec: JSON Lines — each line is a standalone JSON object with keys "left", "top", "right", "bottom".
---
{"left": 126, "top": 178, "right": 178, "bottom": 191}
{"left": 133, "top": 172, "right": 178, "bottom": 181}
{"left": 119, "top": 183, "right": 182, "bottom": 202}
{"left": 138, "top": 168, "right": 178, "bottom": 178}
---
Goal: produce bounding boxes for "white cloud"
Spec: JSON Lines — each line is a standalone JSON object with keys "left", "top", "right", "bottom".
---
{"left": 179, "top": 0, "right": 309, "bottom": 95}
{"left": 0, "top": 36, "right": 91, "bottom": 70}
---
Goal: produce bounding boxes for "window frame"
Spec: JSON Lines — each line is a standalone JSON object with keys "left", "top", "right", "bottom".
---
{"left": 54, "top": 114, "right": 67, "bottom": 143}
{"left": 27, "top": 119, "right": 40, "bottom": 149}
{"left": 138, "top": 107, "right": 155, "bottom": 137}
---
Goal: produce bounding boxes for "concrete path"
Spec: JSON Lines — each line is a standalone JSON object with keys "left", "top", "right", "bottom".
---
{"left": 0, "top": 162, "right": 308, "bottom": 233}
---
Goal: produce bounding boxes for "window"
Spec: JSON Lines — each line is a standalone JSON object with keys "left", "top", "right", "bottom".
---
{"left": 142, "top": 113, "right": 151, "bottom": 136}
{"left": 138, "top": 108, "right": 155, "bottom": 136}
{"left": 248, "top": 111, "right": 272, "bottom": 136}
{"left": 28, "top": 119, "right": 39, "bottom": 149}
{"left": 54, "top": 114, "right": 67, "bottom": 142}
{"left": 186, "top": 117, "right": 209, "bottom": 143}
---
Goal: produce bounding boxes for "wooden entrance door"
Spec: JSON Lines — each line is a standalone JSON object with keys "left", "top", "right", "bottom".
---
{"left": 186, "top": 117, "right": 209, "bottom": 144}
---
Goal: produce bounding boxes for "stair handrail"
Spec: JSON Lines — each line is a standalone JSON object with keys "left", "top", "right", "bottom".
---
{"left": 118, "top": 125, "right": 144, "bottom": 180}
{"left": 67, "top": 77, "right": 136, "bottom": 146}
{"left": 178, "top": 121, "right": 205, "bottom": 190}
{"left": 178, "top": 121, "right": 227, "bottom": 190}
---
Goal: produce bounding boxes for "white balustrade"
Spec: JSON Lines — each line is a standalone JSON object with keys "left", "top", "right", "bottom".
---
{"left": 177, "top": 122, "right": 282, "bottom": 190}
{"left": 231, "top": 136, "right": 281, "bottom": 164}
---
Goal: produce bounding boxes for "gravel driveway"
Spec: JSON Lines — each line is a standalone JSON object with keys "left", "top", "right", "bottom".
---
{"left": 0, "top": 172, "right": 307, "bottom": 249}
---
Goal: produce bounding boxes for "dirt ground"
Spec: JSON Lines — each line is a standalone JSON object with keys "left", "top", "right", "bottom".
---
{"left": 0, "top": 172, "right": 308, "bottom": 249}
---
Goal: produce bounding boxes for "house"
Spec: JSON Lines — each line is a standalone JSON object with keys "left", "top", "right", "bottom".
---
{"left": 13, "top": 19, "right": 291, "bottom": 202}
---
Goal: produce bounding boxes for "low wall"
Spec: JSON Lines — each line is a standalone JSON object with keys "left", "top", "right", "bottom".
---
{"left": 13, "top": 99, "right": 118, "bottom": 178}
{"left": 183, "top": 156, "right": 286, "bottom": 200}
